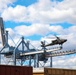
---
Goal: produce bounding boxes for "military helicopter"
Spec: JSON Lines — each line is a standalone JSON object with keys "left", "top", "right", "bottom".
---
{"left": 41, "top": 35, "right": 67, "bottom": 47}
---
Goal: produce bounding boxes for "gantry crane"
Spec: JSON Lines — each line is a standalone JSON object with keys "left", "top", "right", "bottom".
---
{"left": 0, "top": 17, "right": 76, "bottom": 68}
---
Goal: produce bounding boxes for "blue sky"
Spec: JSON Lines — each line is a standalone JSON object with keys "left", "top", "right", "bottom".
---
{"left": 14, "top": 0, "right": 37, "bottom": 7}
{"left": 0, "top": 0, "right": 76, "bottom": 68}
{"left": 2, "top": 0, "right": 75, "bottom": 41}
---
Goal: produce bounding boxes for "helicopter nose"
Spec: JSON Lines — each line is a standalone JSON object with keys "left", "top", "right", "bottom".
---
{"left": 65, "top": 39, "right": 67, "bottom": 42}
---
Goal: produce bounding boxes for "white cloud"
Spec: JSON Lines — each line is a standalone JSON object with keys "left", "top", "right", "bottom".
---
{"left": 1, "top": 0, "right": 76, "bottom": 24}
{"left": 53, "top": 55, "right": 76, "bottom": 69}
{"left": 14, "top": 23, "right": 50, "bottom": 36}
{"left": 0, "top": 0, "right": 16, "bottom": 13}
{"left": 1, "top": 5, "right": 28, "bottom": 22}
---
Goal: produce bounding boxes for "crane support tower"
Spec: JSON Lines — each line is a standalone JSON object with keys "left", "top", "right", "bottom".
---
{"left": 0, "top": 17, "right": 6, "bottom": 46}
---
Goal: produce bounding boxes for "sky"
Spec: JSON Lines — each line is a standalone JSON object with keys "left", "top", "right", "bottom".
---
{"left": 0, "top": 0, "right": 76, "bottom": 68}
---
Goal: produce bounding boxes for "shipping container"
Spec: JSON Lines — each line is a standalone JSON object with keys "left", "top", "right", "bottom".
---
{"left": 33, "top": 72, "right": 44, "bottom": 75}
{"left": 0, "top": 65, "right": 33, "bottom": 75}
{"left": 44, "top": 68, "right": 76, "bottom": 75}
{"left": 33, "top": 68, "right": 44, "bottom": 75}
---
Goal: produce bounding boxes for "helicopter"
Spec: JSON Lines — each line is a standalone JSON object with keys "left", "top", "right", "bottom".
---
{"left": 41, "top": 35, "right": 67, "bottom": 47}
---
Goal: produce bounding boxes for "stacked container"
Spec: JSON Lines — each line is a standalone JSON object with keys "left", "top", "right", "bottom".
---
{"left": 0, "top": 65, "right": 32, "bottom": 75}
{"left": 44, "top": 68, "right": 76, "bottom": 75}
